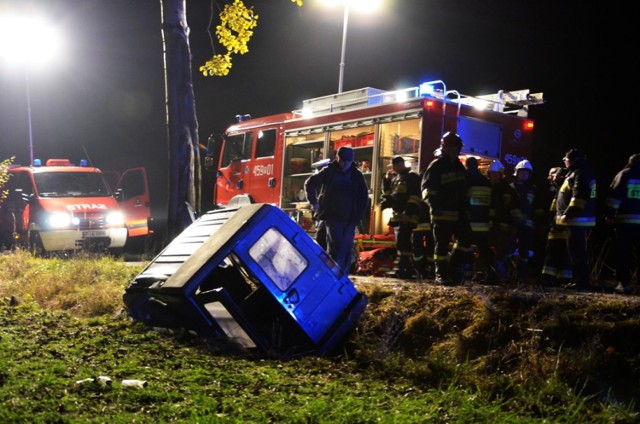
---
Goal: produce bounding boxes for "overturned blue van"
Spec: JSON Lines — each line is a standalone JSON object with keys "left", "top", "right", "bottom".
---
{"left": 123, "top": 203, "right": 368, "bottom": 357}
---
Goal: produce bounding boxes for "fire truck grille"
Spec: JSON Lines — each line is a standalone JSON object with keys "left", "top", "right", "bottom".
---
{"left": 74, "top": 212, "right": 107, "bottom": 230}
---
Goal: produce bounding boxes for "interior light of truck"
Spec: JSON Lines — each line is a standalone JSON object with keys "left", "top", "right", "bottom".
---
{"left": 524, "top": 120, "right": 534, "bottom": 130}
{"left": 106, "top": 211, "right": 125, "bottom": 226}
{"left": 47, "top": 212, "right": 72, "bottom": 229}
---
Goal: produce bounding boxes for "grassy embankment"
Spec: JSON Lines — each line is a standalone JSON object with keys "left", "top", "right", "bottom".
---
{"left": 1, "top": 250, "right": 638, "bottom": 423}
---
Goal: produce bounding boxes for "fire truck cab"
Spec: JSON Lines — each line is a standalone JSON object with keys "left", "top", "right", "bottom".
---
{"left": 0, "top": 158, "right": 151, "bottom": 255}
{"left": 205, "top": 80, "right": 543, "bottom": 247}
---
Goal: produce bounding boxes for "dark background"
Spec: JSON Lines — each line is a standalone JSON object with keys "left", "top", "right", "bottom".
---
{"left": 0, "top": 0, "right": 629, "bottom": 225}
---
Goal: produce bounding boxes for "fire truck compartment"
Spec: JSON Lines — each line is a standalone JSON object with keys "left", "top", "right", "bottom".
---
{"left": 123, "top": 203, "right": 368, "bottom": 357}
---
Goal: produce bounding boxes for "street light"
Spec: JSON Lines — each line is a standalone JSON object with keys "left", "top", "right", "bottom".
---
{"left": 321, "top": 0, "right": 383, "bottom": 93}
{"left": 0, "top": 15, "right": 62, "bottom": 165}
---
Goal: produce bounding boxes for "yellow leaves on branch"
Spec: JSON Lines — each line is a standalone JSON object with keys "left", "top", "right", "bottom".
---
{"left": 199, "top": 0, "right": 303, "bottom": 77}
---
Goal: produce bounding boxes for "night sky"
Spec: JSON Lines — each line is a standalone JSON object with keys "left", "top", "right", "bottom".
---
{"left": 0, "top": 0, "right": 627, "bottom": 220}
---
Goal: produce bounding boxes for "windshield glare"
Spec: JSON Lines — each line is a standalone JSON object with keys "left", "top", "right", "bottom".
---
{"left": 34, "top": 172, "right": 113, "bottom": 198}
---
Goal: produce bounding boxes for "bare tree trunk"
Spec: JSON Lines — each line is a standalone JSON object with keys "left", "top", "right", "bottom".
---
{"left": 160, "top": 0, "right": 201, "bottom": 240}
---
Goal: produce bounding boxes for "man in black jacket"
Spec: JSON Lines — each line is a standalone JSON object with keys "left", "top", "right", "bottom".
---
{"left": 305, "top": 147, "right": 369, "bottom": 274}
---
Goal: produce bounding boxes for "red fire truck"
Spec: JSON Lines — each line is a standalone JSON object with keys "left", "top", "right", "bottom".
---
{"left": 0, "top": 158, "right": 152, "bottom": 255}
{"left": 205, "top": 80, "right": 543, "bottom": 248}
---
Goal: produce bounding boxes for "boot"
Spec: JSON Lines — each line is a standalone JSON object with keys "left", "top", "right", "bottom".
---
{"left": 434, "top": 260, "right": 452, "bottom": 286}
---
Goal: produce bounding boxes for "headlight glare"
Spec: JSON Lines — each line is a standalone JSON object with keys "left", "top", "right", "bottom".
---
{"left": 106, "top": 211, "right": 125, "bottom": 226}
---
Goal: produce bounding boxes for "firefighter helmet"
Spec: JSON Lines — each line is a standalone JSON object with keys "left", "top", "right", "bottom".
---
{"left": 488, "top": 160, "right": 505, "bottom": 174}
{"left": 440, "top": 132, "right": 463, "bottom": 148}
{"left": 513, "top": 159, "right": 533, "bottom": 176}
{"left": 563, "top": 148, "right": 585, "bottom": 163}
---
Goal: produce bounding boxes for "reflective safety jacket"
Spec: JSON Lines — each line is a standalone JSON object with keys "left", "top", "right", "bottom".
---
{"left": 555, "top": 162, "right": 597, "bottom": 228}
{"left": 381, "top": 169, "right": 422, "bottom": 227}
{"left": 466, "top": 168, "right": 492, "bottom": 233}
{"left": 421, "top": 155, "right": 468, "bottom": 223}
{"left": 605, "top": 161, "right": 640, "bottom": 225}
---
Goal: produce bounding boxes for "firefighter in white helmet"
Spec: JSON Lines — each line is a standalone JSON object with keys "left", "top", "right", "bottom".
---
{"left": 510, "top": 159, "right": 540, "bottom": 282}
{"left": 488, "top": 160, "right": 525, "bottom": 284}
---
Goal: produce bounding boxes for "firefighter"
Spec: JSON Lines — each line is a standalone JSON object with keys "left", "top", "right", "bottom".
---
{"left": 380, "top": 156, "right": 422, "bottom": 279}
{"left": 421, "top": 132, "right": 471, "bottom": 285}
{"left": 541, "top": 166, "right": 573, "bottom": 286}
{"left": 465, "top": 156, "right": 495, "bottom": 283}
{"left": 604, "top": 153, "right": 640, "bottom": 295}
{"left": 304, "top": 146, "right": 369, "bottom": 275}
{"left": 510, "top": 160, "right": 538, "bottom": 282}
{"left": 555, "top": 148, "right": 597, "bottom": 292}
{"left": 487, "top": 160, "right": 525, "bottom": 284}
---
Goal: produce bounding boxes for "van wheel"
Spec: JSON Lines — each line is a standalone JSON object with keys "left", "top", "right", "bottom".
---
{"left": 29, "top": 232, "right": 47, "bottom": 257}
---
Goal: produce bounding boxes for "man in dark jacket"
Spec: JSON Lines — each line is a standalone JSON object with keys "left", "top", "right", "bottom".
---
{"left": 421, "top": 132, "right": 470, "bottom": 285}
{"left": 605, "top": 153, "right": 640, "bottom": 295}
{"left": 555, "top": 148, "right": 597, "bottom": 291}
{"left": 304, "top": 146, "right": 369, "bottom": 274}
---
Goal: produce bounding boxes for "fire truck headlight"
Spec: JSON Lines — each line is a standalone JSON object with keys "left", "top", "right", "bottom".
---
{"left": 106, "top": 211, "right": 125, "bottom": 226}
{"left": 47, "top": 212, "right": 72, "bottom": 229}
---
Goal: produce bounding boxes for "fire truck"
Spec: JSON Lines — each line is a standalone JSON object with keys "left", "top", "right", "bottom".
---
{"left": 204, "top": 80, "right": 543, "bottom": 249}
{"left": 0, "top": 158, "right": 152, "bottom": 255}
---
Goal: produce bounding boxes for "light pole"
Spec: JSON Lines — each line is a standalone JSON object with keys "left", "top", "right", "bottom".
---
{"left": 337, "top": 3, "right": 349, "bottom": 93}
{"left": 0, "top": 15, "right": 61, "bottom": 165}
{"left": 323, "top": 0, "right": 383, "bottom": 94}
{"left": 25, "top": 72, "right": 34, "bottom": 166}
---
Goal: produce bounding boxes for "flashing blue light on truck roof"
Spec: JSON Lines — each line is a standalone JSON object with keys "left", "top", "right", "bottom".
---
{"left": 33, "top": 159, "right": 42, "bottom": 166}
{"left": 80, "top": 159, "right": 88, "bottom": 167}
{"left": 419, "top": 83, "right": 436, "bottom": 97}
{"left": 418, "top": 80, "right": 446, "bottom": 98}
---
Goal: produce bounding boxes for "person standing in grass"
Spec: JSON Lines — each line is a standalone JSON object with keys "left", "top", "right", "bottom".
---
{"left": 305, "top": 146, "right": 369, "bottom": 274}
{"left": 555, "top": 148, "right": 597, "bottom": 292}
{"left": 604, "top": 153, "right": 640, "bottom": 295}
{"left": 421, "top": 132, "right": 470, "bottom": 286}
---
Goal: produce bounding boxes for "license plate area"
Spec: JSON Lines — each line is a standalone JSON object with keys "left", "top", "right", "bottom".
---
{"left": 83, "top": 230, "right": 107, "bottom": 238}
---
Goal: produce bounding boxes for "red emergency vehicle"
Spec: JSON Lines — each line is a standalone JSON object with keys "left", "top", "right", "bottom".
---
{"left": 0, "top": 158, "right": 152, "bottom": 255}
{"left": 205, "top": 80, "right": 543, "bottom": 248}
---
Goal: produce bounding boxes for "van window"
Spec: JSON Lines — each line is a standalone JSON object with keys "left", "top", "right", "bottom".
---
{"left": 34, "top": 172, "right": 111, "bottom": 197}
{"left": 120, "top": 169, "right": 145, "bottom": 200}
{"left": 249, "top": 227, "right": 307, "bottom": 291}
{"left": 222, "top": 132, "right": 253, "bottom": 167}
{"left": 255, "top": 129, "right": 276, "bottom": 158}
